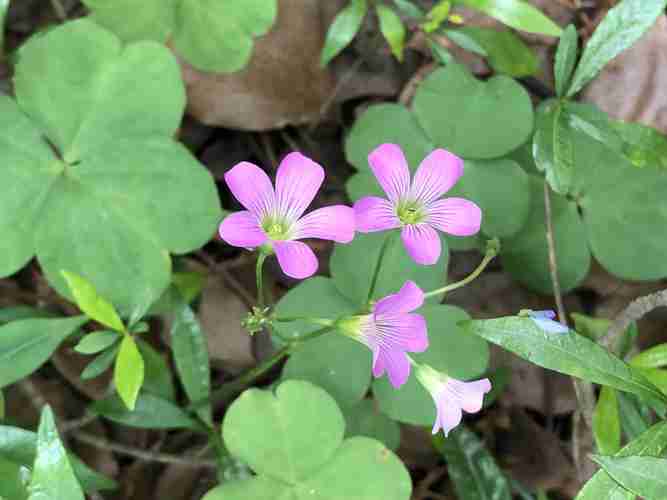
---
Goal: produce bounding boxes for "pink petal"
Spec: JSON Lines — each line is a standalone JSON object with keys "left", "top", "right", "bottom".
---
{"left": 449, "top": 378, "right": 491, "bottom": 414}
{"left": 427, "top": 198, "right": 481, "bottom": 236}
{"left": 374, "top": 281, "right": 424, "bottom": 315}
{"left": 218, "top": 211, "right": 268, "bottom": 248}
{"left": 401, "top": 224, "right": 441, "bottom": 265}
{"left": 224, "top": 162, "right": 275, "bottom": 219}
{"left": 293, "top": 205, "right": 355, "bottom": 243}
{"left": 368, "top": 144, "right": 411, "bottom": 203}
{"left": 353, "top": 196, "right": 401, "bottom": 233}
{"left": 275, "top": 152, "right": 325, "bottom": 222}
{"left": 433, "top": 395, "right": 463, "bottom": 436}
{"left": 410, "top": 149, "right": 464, "bottom": 205}
{"left": 372, "top": 347, "right": 411, "bottom": 388}
{"left": 375, "top": 312, "right": 429, "bottom": 352}
{"left": 273, "top": 240, "right": 319, "bottom": 279}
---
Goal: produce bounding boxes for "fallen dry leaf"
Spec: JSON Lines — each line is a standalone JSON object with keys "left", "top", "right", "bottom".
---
{"left": 581, "top": 15, "right": 667, "bottom": 133}
{"left": 199, "top": 275, "right": 256, "bottom": 374}
{"left": 497, "top": 408, "right": 577, "bottom": 496}
{"left": 181, "top": 0, "right": 338, "bottom": 130}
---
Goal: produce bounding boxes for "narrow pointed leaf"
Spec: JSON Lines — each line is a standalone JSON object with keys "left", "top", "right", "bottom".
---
{"left": 0, "top": 0, "right": 8, "bottom": 57}
{"left": 114, "top": 335, "right": 144, "bottom": 410}
{"left": 376, "top": 5, "right": 405, "bottom": 61}
{"left": 0, "top": 425, "right": 116, "bottom": 492}
{"left": 81, "top": 346, "right": 119, "bottom": 380}
{"left": 616, "top": 392, "right": 650, "bottom": 441}
{"left": 0, "top": 456, "right": 29, "bottom": 500}
{"left": 591, "top": 455, "right": 667, "bottom": 499}
{"left": 611, "top": 121, "right": 667, "bottom": 169}
{"left": 433, "top": 426, "right": 512, "bottom": 500}
{"left": 321, "top": 0, "right": 367, "bottom": 66}
{"left": 28, "top": 406, "right": 85, "bottom": 500}
{"left": 567, "top": 0, "right": 667, "bottom": 96}
{"left": 554, "top": 24, "right": 578, "bottom": 97}
{"left": 74, "top": 330, "right": 120, "bottom": 354}
{"left": 633, "top": 367, "right": 667, "bottom": 396}
{"left": 454, "top": 27, "right": 538, "bottom": 77}
{"left": 171, "top": 301, "right": 212, "bottom": 425}
{"left": 459, "top": 0, "right": 561, "bottom": 37}
{"left": 461, "top": 317, "right": 667, "bottom": 405}
{"left": 91, "top": 394, "right": 197, "bottom": 429}
{"left": 62, "top": 271, "right": 125, "bottom": 332}
{"left": 631, "top": 343, "right": 667, "bottom": 369}
{"left": 393, "top": 0, "right": 424, "bottom": 18}
{"left": 576, "top": 421, "right": 667, "bottom": 500}
{"left": 593, "top": 387, "right": 621, "bottom": 455}
{"left": 533, "top": 100, "right": 574, "bottom": 194}
{"left": 137, "top": 339, "right": 175, "bottom": 401}
{"left": 0, "top": 316, "right": 86, "bottom": 389}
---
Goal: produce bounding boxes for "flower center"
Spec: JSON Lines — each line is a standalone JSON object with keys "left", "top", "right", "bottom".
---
{"left": 335, "top": 315, "right": 373, "bottom": 341}
{"left": 261, "top": 217, "right": 291, "bottom": 240}
{"left": 396, "top": 201, "right": 425, "bottom": 225}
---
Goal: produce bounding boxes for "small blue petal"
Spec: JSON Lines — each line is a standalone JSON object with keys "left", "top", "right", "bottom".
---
{"left": 530, "top": 310, "right": 557, "bottom": 320}
{"left": 528, "top": 311, "right": 569, "bottom": 334}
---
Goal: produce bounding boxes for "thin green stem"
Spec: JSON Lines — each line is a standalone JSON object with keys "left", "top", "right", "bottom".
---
{"left": 424, "top": 239, "right": 499, "bottom": 299}
{"left": 189, "top": 326, "right": 336, "bottom": 412}
{"left": 273, "top": 316, "right": 334, "bottom": 327}
{"left": 295, "top": 326, "right": 334, "bottom": 343}
{"left": 190, "top": 345, "right": 291, "bottom": 411}
{"left": 367, "top": 231, "right": 396, "bottom": 303}
{"left": 255, "top": 251, "right": 268, "bottom": 308}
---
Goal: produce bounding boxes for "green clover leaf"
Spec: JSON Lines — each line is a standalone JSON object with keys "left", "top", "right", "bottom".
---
{"left": 0, "top": 20, "right": 221, "bottom": 313}
{"left": 205, "top": 380, "right": 412, "bottom": 500}
{"left": 82, "top": 0, "right": 278, "bottom": 73}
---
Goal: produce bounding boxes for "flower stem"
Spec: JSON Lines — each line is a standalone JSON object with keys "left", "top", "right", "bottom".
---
{"left": 190, "top": 326, "right": 335, "bottom": 411}
{"left": 367, "top": 231, "right": 396, "bottom": 303}
{"left": 423, "top": 238, "right": 499, "bottom": 299}
{"left": 255, "top": 251, "right": 268, "bottom": 308}
{"left": 295, "top": 325, "right": 334, "bottom": 343}
{"left": 190, "top": 345, "right": 291, "bottom": 411}
{"left": 273, "top": 316, "right": 334, "bottom": 327}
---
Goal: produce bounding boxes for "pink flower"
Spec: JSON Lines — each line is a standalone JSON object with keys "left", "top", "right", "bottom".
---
{"left": 337, "top": 281, "right": 428, "bottom": 388}
{"left": 354, "top": 144, "right": 482, "bottom": 265}
{"left": 219, "top": 153, "right": 355, "bottom": 279}
{"left": 416, "top": 363, "right": 491, "bottom": 436}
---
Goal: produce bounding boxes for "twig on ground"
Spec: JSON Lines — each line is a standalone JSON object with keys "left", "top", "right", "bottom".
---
{"left": 259, "top": 133, "right": 278, "bottom": 170}
{"left": 311, "top": 57, "right": 364, "bottom": 132}
{"left": 49, "top": 0, "right": 68, "bottom": 21}
{"left": 399, "top": 62, "right": 437, "bottom": 106}
{"left": 71, "top": 431, "right": 217, "bottom": 469}
{"left": 601, "top": 288, "right": 667, "bottom": 352}
{"left": 197, "top": 251, "right": 256, "bottom": 310}
{"left": 18, "top": 378, "right": 47, "bottom": 411}
{"left": 61, "top": 412, "right": 98, "bottom": 433}
{"left": 543, "top": 183, "right": 567, "bottom": 325}
{"left": 543, "top": 181, "right": 596, "bottom": 482}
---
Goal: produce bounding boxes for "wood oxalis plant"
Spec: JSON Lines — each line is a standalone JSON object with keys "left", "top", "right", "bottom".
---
{"left": 1, "top": 0, "right": 667, "bottom": 499}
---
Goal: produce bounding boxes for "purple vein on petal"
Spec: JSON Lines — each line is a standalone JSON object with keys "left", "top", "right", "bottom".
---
{"left": 410, "top": 149, "right": 464, "bottom": 205}
{"left": 374, "top": 280, "right": 424, "bottom": 315}
{"left": 224, "top": 162, "right": 276, "bottom": 219}
{"left": 401, "top": 223, "right": 441, "bottom": 265}
{"left": 273, "top": 240, "right": 319, "bottom": 279}
{"left": 353, "top": 196, "right": 401, "bottom": 233}
{"left": 219, "top": 211, "right": 267, "bottom": 248}
{"left": 275, "top": 152, "right": 325, "bottom": 222}
{"left": 293, "top": 205, "right": 355, "bottom": 243}
{"left": 426, "top": 198, "right": 482, "bottom": 236}
{"left": 368, "top": 143, "right": 411, "bottom": 203}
